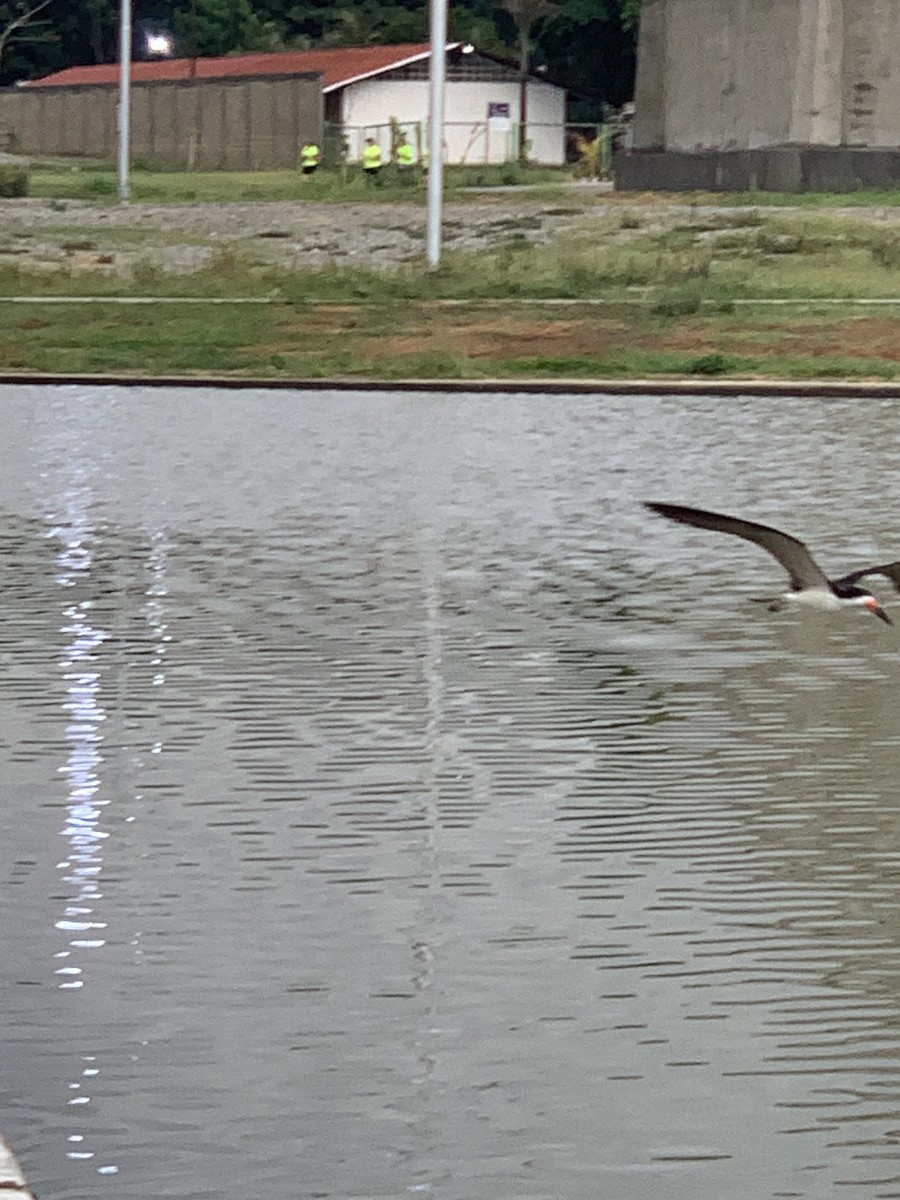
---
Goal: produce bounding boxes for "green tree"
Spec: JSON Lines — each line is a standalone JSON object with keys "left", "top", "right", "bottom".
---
{"left": 0, "top": 0, "right": 54, "bottom": 75}
{"left": 448, "top": 4, "right": 506, "bottom": 55}
{"left": 80, "top": 0, "right": 115, "bottom": 62}
{"left": 172, "top": 0, "right": 270, "bottom": 58}
{"left": 378, "top": 4, "right": 429, "bottom": 42}
{"left": 322, "top": 2, "right": 428, "bottom": 46}
{"left": 323, "top": 3, "right": 387, "bottom": 46}
{"left": 0, "top": 0, "right": 642, "bottom": 111}
{"left": 541, "top": 0, "right": 640, "bottom": 113}
{"left": 494, "top": 0, "right": 560, "bottom": 161}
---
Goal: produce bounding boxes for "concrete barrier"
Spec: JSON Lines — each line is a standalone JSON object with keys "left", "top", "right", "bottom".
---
{"left": 0, "top": 1136, "right": 34, "bottom": 1200}
{"left": 0, "top": 74, "right": 323, "bottom": 170}
{"left": 628, "top": 0, "right": 900, "bottom": 192}
{"left": 616, "top": 145, "right": 900, "bottom": 193}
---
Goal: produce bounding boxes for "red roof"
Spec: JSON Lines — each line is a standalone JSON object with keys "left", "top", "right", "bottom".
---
{"left": 27, "top": 43, "right": 460, "bottom": 92}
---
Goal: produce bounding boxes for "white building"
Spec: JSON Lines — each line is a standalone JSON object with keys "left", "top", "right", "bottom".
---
{"left": 325, "top": 42, "right": 567, "bottom": 166}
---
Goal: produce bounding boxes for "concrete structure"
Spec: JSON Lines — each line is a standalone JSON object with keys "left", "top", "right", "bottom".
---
{"left": 4, "top": 44, "right": 565, "bottom": 169}
{"left": 619, "top": 0, "right": 900, "bottom": 192}
{"left": 0, "top": 74, "right": 321, "bottom": 170}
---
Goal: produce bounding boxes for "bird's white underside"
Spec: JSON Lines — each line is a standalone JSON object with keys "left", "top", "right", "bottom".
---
{"left": 784, "top": 588, "right": 867, "bottom": 611}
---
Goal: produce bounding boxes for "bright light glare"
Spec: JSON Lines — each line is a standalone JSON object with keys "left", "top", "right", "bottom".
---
{"left": 146, "top": 33, "right": 173, "bottom": 55}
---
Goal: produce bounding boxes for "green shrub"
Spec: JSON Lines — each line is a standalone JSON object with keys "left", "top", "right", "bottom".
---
{"left": 131, "top": 255, "right": 163, "bottom": 289}
{"left": 688, "top": 352, "right": 731, "bottom": 375}
{"left": 0, "top": 165, "right": 28, "bottom": 198}
{"left": 869, "top": 230, "right": 900, "bottom": 269}
{"left": 85, "top": 175, "right": 116, "bottom": 196}
{"left": 757, "top": 231, "right": 804, "bottom": 254}
{"left": 651, "top": 280, "right": 707, "bottom": 316}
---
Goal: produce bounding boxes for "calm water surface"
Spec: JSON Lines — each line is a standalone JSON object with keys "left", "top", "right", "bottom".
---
{"left": 2, "top": 386, "right": 900, "bottom": 1200}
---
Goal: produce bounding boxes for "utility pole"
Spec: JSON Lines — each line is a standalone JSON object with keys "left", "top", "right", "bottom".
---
{"left": 117, "top": 0, "right": 131, "bottom": 201}
{"left": 517, "top": 24, "right": 528, "bottom": 164}
{"left": 426, "top": 0, "right": 447, "bottom": 268}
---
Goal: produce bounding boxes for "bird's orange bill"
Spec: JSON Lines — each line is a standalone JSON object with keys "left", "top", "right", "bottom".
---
{"left": 865, "top": 597, "right": 893, "bottom": 625}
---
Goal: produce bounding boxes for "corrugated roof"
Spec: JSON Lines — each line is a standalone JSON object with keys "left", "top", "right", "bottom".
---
{"left": 27, "top": 43, "right": 461, "bottom": 92}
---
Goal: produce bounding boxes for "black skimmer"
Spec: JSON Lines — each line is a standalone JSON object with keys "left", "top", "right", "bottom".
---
{"left": 644, "top": 502, "right": 900, "bottom": 625}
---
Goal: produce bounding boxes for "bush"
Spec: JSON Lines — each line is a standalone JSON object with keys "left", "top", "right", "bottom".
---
{"left": 85, "top": 175, "right": 116, "bottom": 196}
{"left": 688, "top": 352, "right": 731, "bottom": 375}
{"left": 869, "top": 230, "right": 900, "bottom": 269}
{"left": 0, "top": 165, "right": 28, "bottom": 198}
{"left": 651, "top": 280, "right": 707, "bottom": 316}
{"left": 756, "top": 231, "right": 804, "bottom": 254}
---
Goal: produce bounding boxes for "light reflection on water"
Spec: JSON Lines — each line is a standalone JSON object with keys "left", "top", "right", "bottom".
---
{"left": 42, "top": 418, "right": 115, "bottom": 1177}
{"left": 0, "top": 387, "right": 900, "bottom": 1199}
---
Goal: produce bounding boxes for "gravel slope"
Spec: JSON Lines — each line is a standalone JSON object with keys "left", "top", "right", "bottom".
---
{"left": 0, "top": 197, "right": 590, "bottom": 274}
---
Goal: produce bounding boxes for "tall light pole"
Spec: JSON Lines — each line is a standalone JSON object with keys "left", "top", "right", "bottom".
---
{"left": 426, "top": 0, "right": 447, "bottom": 268}
{"left": 117, "top": 0, "right": 132, "bottom": 201}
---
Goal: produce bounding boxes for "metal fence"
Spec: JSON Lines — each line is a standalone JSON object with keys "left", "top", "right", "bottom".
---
{"left": 340, "top": 120, "right": 580, "bottom": 166}
{"left": 339, "top": 121, "right": 609, "bottom": 173}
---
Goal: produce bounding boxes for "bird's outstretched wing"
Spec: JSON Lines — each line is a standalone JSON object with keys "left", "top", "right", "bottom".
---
{"left": 833, "top": 562, "right": 900, "bottom": 594}
{"left": 643, "top": 502, "right": 831, "bottom": 591}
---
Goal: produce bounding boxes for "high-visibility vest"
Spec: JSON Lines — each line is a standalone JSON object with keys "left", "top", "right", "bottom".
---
{"left": 396, "top": 142, "right": 414, "bottom": 166}
{"left": 300, "top": 143, "right": 319, "bottom": 167}
{"left": 363, "top": 142, "right": 382, "bottom": 169}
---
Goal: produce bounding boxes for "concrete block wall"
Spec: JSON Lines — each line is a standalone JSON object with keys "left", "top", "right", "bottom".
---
{"left": 0, "top": 75, "right": 323, "bottom": 169}
{"left": 843, "top": 0, "right": 900, "bottom": 145}
{"left": 624, "top": 0, "right": 900, "bottom": 190}
{"left": 632, "top": 0, "right": 900, "bottom": 153}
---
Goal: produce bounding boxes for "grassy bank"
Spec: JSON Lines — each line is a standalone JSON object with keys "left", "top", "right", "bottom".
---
{"left": 25, "top": 160, "right": 566, "bottom": 204}
{"left": 22, "top": 158, "right": 900, "bottom": 208}
{"left": 4, "top": 295, "right": 899, "bottom": 381}
{"left": 5, "top": 185, "right": 900, "bottom": 381}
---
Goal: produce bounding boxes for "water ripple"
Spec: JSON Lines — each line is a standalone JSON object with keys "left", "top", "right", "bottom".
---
{"left": 1, "top": 387, "right": 900, "bottom": 1199}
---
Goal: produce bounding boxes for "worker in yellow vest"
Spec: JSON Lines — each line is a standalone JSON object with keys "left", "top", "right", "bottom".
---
{"left": 299, "top": 141, "right": 320, "bottom": 176}
{"left": 395, "top": 132, "right": 415, "bottom": 183}
{"left": 363, "top": 137, "right": 382, "bottom": 184}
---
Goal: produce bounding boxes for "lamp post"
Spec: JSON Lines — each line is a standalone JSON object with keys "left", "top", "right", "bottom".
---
{"left": 117, "top": 0, "right": 131, "bottom": 201}
{"left": 426, "top": 0, "right": 447, "bottom": 268}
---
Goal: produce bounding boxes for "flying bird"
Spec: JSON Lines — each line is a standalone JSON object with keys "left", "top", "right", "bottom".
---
{"left": 644, "top": 501, "right": 900, "bottom": 625}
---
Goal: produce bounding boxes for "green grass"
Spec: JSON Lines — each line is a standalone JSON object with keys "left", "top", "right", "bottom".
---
{"left": 7, "top": 186, "right": 900, "bottom": 381}
{"left": 6, "top": 207, "right": 900, "bottom": 307}
{"left": 25, "top": 161, "right": 571, "bottom": 205}
{"left": 3, "top": 295, "right": 900, "bottom": 381}
{"left": 608, "top": 188, "right": 900, "bottom": 209}
{"left": 0, "top": 304, "right": 276, "bottom": 374}
{"left": 23, "top": 156, "right": 900, "bottom": 209}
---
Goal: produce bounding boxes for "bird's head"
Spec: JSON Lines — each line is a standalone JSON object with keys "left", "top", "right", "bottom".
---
{"left": 863, "top": 594, "right": 893, "bottom": 625}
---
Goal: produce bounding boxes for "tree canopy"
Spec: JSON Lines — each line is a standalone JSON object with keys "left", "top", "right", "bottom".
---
{"left": 0, "top": 0, "right": 639, "bottom": 115}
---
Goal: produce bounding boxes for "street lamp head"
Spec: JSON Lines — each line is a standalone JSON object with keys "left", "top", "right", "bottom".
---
{"left": 146, "top": 32, "right": 174, "bottom": 57}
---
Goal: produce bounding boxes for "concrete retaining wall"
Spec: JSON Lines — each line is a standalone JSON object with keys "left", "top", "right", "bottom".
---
{"left": 617, "top": 145, "right": 900, "bottom": 192}
{"left": 630, "top": 0, "right": 900, "bottom": 189}
{"left": 632, "top": 0, "right": 805, "bottom": 152}
{"left": 0, "top": 75, "right": 323, "bottom": 169}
